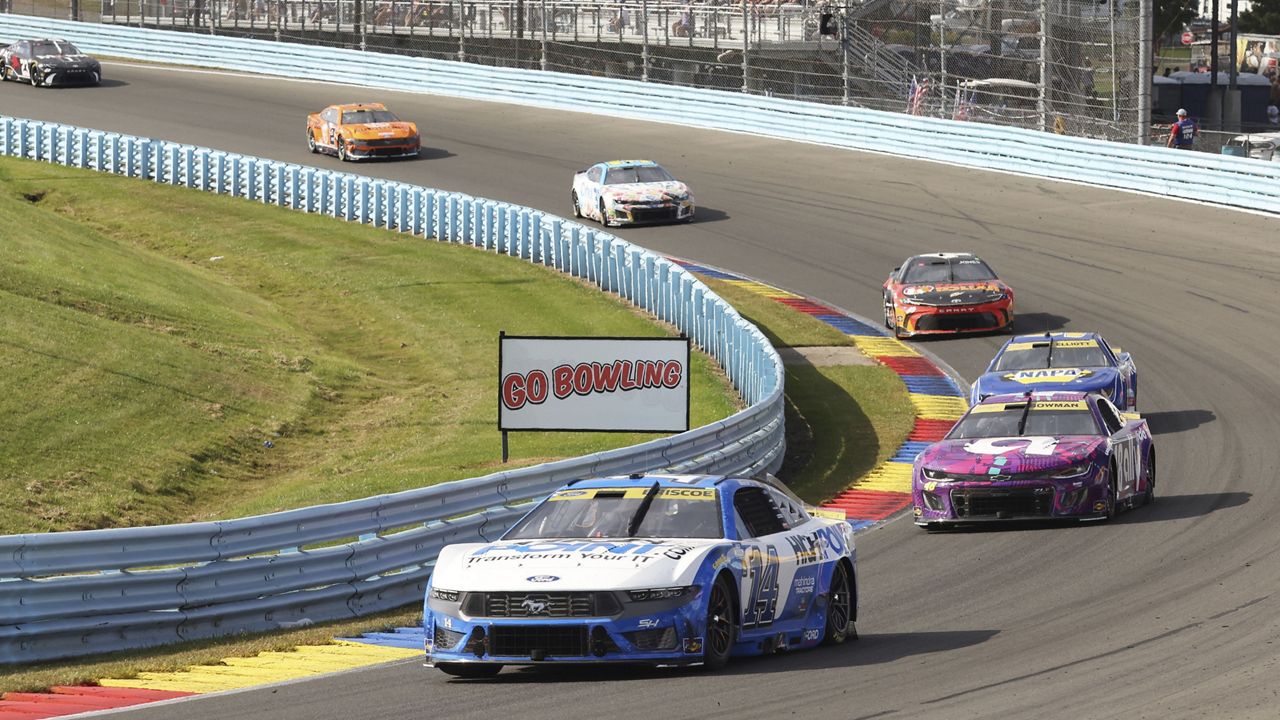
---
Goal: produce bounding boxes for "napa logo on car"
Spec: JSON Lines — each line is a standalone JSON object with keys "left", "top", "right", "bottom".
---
{"left": 1002, "top": 368, "right": 1094, "bottom": 383}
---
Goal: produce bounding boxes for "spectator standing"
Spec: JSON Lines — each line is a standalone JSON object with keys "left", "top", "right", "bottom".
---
{"left": 1167, "top": 108, "right": 1198, "bottom": 150}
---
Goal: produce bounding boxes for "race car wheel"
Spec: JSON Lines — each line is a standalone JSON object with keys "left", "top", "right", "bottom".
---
{"left": 598, "top": 199, "right": 613, "bottom": 227}
{"left": 822, "top": 562, "right": 856, "bottom": 645}
{"left": 1143, "top": 451, "right": 1156, "bottom": 506}
{"left": 571, "top": 190, "right": 582, "bottom": 218}
{"left": 337, "top": 140, "right": 349, "bottom": 162}
{"left": 703, "top": 575, "right": 736, "bottom": 670}
{"left": 436, "top": 663, "right": 503, "bottom": 678}
{"left": 306, "top": 129, "right": 318, "bottom": 154}
{"left": 0, "top": 64, "right": 10, "bottom": 82}
{"left": 883, "top": 295, "right": 894, "bottom": 329}
{"left": 30, "top": 67, "right": 45, "bottom": 88}
{"left": 1104, "top": 464, "right": 1118, "bottom": 520}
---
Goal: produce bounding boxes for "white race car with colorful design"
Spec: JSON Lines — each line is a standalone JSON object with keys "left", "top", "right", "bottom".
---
{"left": 571, "top": 160, "right": 695, "bottom": 226}
{"left": 423, "top": 474, "right": 857, "bottom": 677}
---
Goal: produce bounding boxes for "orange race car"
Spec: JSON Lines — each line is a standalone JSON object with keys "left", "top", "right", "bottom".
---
{"left": 882, "top": 252, "right": 1014, "bottom": 339}
{"left": 306, "top": 103, "right": 420, "bottom": 161}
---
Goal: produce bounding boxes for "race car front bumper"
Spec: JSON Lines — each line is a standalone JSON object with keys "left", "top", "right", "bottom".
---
{"left": 346, "top": 137, "right": 420, "bottom": 159}
{"left": 894, "top": 299, "right": 1012, "bottom": 337}
{"left": 424, "top": 602, "right": 708, "bottom": 667}
{"left": 609, "top": 200, "right": 695, "bottom": 225}
{"left": 913, "top": 474, "right": 1109, "bottom": 526}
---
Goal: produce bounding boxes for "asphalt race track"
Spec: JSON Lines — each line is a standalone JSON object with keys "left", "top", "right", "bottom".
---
{"left": 9, "top": 63, "right": 1280, "bottom": 720}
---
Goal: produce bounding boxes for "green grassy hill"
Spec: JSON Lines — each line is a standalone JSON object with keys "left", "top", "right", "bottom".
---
{"left": 0, "top": 157, "right": 739, "bottom": 533}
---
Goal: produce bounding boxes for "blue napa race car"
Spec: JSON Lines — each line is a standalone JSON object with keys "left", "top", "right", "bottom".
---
{"left": 423, "top": 474, "right": 858, "bottom": 677}
{"left": 970, "top": 332, "right": 1138, "bottom": 410}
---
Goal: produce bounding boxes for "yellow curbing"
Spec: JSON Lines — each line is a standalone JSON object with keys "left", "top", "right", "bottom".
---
{"left": 909, "top": 394, "right": 968, "bottom": 420}
{"left": 852, "top": 336, "right": 921, "bottom": 358}
{"left": 718, "top": 279, "right": 804, "bottom": 298}
{"left": 845, "top": 463, "right": 914, "bottom": 494}
{"left": 96, "top": 641, "right": 420, "bottom": 694}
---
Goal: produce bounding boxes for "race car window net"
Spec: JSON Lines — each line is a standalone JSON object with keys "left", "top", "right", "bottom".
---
{"left": 901, "top": 258, "right": 997, "bottom": 284}
{"left": 733, "top": 487, "right": 787, "bottom": 538}
{"left": 603, "top": 166, "right": 675, "bottom": 185}
{"left": 504, "top": 488, "right": 723, "bottom": 540}
{"left": 994, "top": 343, "right": 1111, "bottom": 371}
{"left": 342, "top": 109, "right": 399, "bottom": 124}
{"left": 948, "top": 407, "right": 1100, "bottom": 439}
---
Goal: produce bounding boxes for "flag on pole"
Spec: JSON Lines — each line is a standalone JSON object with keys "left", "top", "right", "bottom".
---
{"left": 953, "top": 86, "right": 976, "bottom": 121}
{"left": 907, "top": 75, "right": 929, "bottom": 116}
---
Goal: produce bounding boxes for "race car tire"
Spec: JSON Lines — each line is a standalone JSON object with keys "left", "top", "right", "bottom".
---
{"left": 822, "top": 562, "right": 856, "bottom": 645}
{"left": 1104, "top": 463, "right": 1118, "bottom": 520}
{"left": 306, "top": 129, "right": 318, "bottom": 154}
{"left": 1143, "top": 451, "right": 1156, "bottom": 506}
{"left": 0, "top": 64, "right": 10, "bottom": 82}
{"left": 598, "top": 199, "right": 613, "bottom": 227}
{"left": 571, "top": 190, "right": 582, "bottom": 218}
{"left": 337, "top": 140, "right": 349, "bottom": 162}
{"left": 883, "top": 296, "right": 894, "bottom": 329}
{"left": 436, "top": 663, "right": 503, "bottom": 678}
{"left": 702, "top": 574, "right": 736, "bottom": 671}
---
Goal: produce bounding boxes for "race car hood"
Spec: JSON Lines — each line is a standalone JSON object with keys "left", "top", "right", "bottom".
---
{"left": 976, "top": 366, "right": 1119, "bottom": 398}
{"left": 33, "top": 54, "right": 97, "bottom": 68}
{"left": 431, "top": 538, "right": 727, "bottom": 592}
{"left": 899, "top": 281, "right": 1007, "bottom": 306}
{"left": 917, "top": 436, "right": 1106, "bottom": 477}
{"left": 346, "top": 122, "right": 418, "bottom": 140}
{"left": 601, "top": 181, "right": 692, "bottom": 203}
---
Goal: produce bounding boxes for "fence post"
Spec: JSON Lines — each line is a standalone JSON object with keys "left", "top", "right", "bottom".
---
{"left": 458, "top": 0, "right": 466, "bottom": 62}
{"left": 740, "top": 0, "right": 749, "bottom": 94}
{"left": 539, "top": 0, "right": 548, "bottom": 71}
{"left": 641, "top": 0, "right": 649, "bottom": 82}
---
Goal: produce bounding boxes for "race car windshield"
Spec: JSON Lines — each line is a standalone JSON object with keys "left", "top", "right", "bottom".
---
{"left": 604, "top": 166, "right": 675, "bottom": 185}
{"left": 342, "top": 109, "right": 399, "bottom": 124}
{"left": 948, "top": 407, "right": 1100, "bottom": 438}
{"left": 994, "top": 343, "right": 1111, "bottom": 371}
{"left": 31, "top": 40, "right": 79, "bottom": 55}
{"left": 505, "top": 488, "right": 723, "bottom": 540}
{"left": 901, "top": 258, "right": 997, "bottom": 284}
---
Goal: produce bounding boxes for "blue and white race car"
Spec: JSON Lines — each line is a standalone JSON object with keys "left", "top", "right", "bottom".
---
{"left": 570, "top": 160, "right": 695, "bottom": 226}
{"left": 970, "top": 332, "right": 1138, "bottom": 410}
{"left": 423, "top": 474, "right": 857, "bottom": 677}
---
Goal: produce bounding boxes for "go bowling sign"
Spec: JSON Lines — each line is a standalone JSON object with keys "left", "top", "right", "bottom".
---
{"left": 499, "top": 335, "right": 691, "bottom": 432}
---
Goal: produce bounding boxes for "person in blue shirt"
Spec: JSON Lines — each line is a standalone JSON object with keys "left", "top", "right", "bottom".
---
{"left": 1167, "top": 108, "right": 1198, "bottom": 149}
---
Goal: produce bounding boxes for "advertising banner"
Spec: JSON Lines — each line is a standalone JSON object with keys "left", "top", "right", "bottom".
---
{"left": 499, "top": 335, "right": 691, "bottom": 433}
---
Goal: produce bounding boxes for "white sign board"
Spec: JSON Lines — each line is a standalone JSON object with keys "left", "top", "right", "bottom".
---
{"left": 499, "top": 335, "right": 691, "bottom": 433}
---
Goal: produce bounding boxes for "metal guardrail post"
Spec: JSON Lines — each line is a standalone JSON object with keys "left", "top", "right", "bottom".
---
{"left": 359, "top": 0, "right": 367, "bottom": 50}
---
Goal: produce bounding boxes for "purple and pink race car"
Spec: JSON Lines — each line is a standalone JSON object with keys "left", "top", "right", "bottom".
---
{"left": 913, "top": 391, "right": 1155, "bottom": 528}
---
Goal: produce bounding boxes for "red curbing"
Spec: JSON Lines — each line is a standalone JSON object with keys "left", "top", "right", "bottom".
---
{"left": 823, "top": 489, "right": 913, "bottom": 521}
{"left": 876, "top": 356, "right": 947, "bottom": 377}
{"left": 909, "top": 418, "right": 957, "bottom": 442}
{"left": 0, "top": 687, "right": 199, "bottom": 720}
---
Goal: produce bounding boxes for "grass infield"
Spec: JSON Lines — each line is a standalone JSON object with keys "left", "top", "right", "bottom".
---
{"left": 0, "top": 155, "right": 740, "bottom": 534}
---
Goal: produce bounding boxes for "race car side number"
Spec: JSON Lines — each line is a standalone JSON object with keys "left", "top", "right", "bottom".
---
{"left": 742, "top": 545, "right": 780, "bottom": 628}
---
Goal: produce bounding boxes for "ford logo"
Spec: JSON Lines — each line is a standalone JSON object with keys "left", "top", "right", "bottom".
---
{"left": 527, "top": 575, "right": 559, "bottom": 583}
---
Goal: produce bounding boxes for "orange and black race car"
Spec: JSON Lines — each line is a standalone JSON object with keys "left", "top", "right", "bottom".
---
{"left": 882, "top": 252, "right": 1014, "bottom": 339}
{"left": 306, "top": 103, "right": 419, "bottom": 161}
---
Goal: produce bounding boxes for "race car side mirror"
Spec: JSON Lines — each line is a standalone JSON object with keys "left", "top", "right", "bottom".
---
{"left": 891, "top": 266, "right": 899, "bottom": 274}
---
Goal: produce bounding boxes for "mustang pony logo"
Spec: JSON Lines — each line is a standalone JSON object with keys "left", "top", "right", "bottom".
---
{"left": 520, "top": 598, "right": 549, "bottom": 615}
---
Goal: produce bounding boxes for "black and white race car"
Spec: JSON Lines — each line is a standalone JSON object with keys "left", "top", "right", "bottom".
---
{"left": 1, "top": 38, "right": 101, "bottom": 88}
